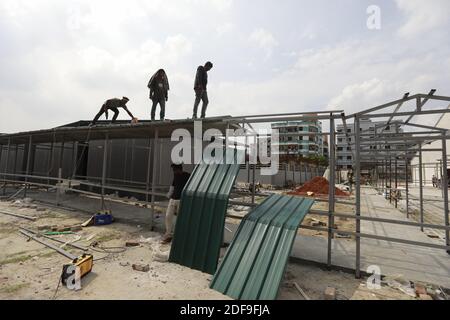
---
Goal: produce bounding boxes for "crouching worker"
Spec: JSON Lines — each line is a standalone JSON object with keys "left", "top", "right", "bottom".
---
{"left": 91, "top": 96, "right": 138, "bottom": 125}
{"left": 161, "top": 163, "right": 191, "bottom": 244}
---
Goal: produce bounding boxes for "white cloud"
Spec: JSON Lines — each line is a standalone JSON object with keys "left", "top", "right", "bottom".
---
{"left": 249, "top": 28, "right": 278, "bottom": 58}
{"left": 396, "top": 0, "right": 450, "bottom": 37}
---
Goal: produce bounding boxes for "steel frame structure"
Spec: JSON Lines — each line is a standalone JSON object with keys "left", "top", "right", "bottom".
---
{"left": 1, "top": 91, "right": 450, "bottom": 279}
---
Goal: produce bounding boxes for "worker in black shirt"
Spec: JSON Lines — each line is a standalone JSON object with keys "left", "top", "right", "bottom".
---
{"left": 192, "top": 61, "right": 213, "bottom": 119}
{"left": 91, "top": 97, "right": 137, "bottom": 125}
{"left": 148, "top": 69, "right": 170, "bottom": 121}
{"left": 161, "top": 163, "right": 191, "bottom": 244}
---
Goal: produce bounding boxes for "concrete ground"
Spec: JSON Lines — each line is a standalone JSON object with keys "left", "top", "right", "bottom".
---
{"left": 1, "top": 187, "right": 448, "bottom": 299}
{"left": 287, "top": 187, "right": 450, "bottom": 288}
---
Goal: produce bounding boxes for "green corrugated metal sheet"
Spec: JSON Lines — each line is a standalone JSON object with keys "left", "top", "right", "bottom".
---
{"left": 169, "top": 149, "right": 244, "bottom": 274}
{"left": 210, "top": 194, "right": 314, "bottom": 300}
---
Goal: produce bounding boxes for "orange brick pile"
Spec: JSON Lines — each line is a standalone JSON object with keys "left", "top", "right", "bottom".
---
{"left": 288, "top": 176, "right": 349, "bottom": 197}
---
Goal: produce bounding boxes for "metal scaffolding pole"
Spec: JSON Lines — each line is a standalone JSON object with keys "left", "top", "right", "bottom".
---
{"left": 101, "top": 134, "right": 109, "bottom": 211}
{"left": 145, "top": 138, "right": 152, "bottom": 204}
{"left": 405, "top": 155, "right": 409, "bottom": 218}
{"left": 150, "top": 129, "right": 159, "bottom": 231}
{"left": 395, "top": 157, "right": 398, "bottom": 208}
{"left": 2, "top": 139, "right": 11, "bottom": 195}
{"left": 419, "top": 144, "right": 424, "bottom": 232}
{"left": 327, "top": 116, "right": 335, "bottom": 267}
{"left": 441, "top": 136, "right": 450, "bottom": 253}
{"left": 23, "top": 136, "right": 33, "bottom": 198}
{"left": 47, "top": 141, "right": 54, "bottom": 188}
{"left": 355, "top": 116, "right": 361, "bottom": 278}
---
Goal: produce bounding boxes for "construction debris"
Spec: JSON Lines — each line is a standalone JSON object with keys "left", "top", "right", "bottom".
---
{"left": 288, "top": 177, "right": 350, "bottom": 197}
{"left": 125, "top": 241, "right": 140, "bottom": 247}
{"left": 324, "top": 286, "right": 336, "bottom": 300}
{"left": 0, "top": 210, "right": 36, "bottom": 221}
{"left": 292, "top": 282, "right": 310, "bottom": 300}
{"left": 132, "top": 263, "right": 150, "bottom": 272}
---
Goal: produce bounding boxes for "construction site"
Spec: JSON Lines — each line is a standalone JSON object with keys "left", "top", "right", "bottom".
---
{"left": 0, "top": 91, "right": 449, "bottom": 301}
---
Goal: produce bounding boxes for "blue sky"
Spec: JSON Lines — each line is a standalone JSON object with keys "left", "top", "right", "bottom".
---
{"left": 1, "top": 0, "right": 450, "bottom": 133}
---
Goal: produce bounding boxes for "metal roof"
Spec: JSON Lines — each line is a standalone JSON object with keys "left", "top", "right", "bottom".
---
{"left": 169, "top": 149, "right": 244, "bottom": 274}
{"left": 0, "top": 116, "right": 237, "bottom": 145}
{"left": 210, "top": 194, "right": 314, "bottom": 300}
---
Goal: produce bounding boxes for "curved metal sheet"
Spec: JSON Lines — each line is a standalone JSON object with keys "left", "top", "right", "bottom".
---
{"left": 210, "top": 194, "right": 314, "bottom": 300}
{"left": 169, "top": 149, "right": 244, "bottom": 274}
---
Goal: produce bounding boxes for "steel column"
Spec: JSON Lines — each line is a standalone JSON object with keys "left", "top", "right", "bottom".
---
{"left": 2, "top": 139, "right": 11, "bottom": 195}
{"left": 419, "top": 144, "right": 424, "bottom": 232}
{"left": 23, "top": 136, "right": 33, "bottom": 198}
{"left": 150, "top": 129, "right": 159, "bottom": 230}
{"left": 354, "top": 116, "right": 361, "bottom": 278}
{"left": 101, "top": 134, "right": 109, "bottom": 210}
{"left": 441, "top": 136, "right": 450, "bottom": 253}
{"left": 327, "top": 116, "right": 335, "bottom": 267}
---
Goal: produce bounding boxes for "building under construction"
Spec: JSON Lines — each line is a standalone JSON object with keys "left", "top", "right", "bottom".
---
{"left": 1, "top": 91, "right": 450, "bottom": 299}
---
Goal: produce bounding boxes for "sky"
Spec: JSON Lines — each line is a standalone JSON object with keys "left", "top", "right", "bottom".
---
{"left": 1, "top": 0, "right": 450, "bottom": 133}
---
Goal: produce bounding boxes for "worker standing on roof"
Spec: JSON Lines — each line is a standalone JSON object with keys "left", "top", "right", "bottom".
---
{"left": 148, "top": 69, "right": 170, "bottom": 121}
{"left": 192, "top": 61, "right": 213, "bottom": 119}
{"left": 90, "top": 97, "right": 137, "bottom": 125}
{"left": 161, "top": 163, "right": 191, "bottom": 244}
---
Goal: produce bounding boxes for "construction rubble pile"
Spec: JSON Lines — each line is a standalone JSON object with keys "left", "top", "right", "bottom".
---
{"left": 288, "top": 177, "right": 350, "bottom": 197}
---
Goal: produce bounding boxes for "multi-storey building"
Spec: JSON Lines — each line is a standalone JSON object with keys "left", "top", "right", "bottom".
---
{"left": 270, "top": 118, "right": 325, "bottom": 158}
{"left": 336, "top": 118, "right": 404, "bottom": 170}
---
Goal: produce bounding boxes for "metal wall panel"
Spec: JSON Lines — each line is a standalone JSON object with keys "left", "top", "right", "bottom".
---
{"left": 210, "top": 194, "right": 314, "bottom": 300}
{"left": 169, "top": 149, "right": 244, "bottom": 274}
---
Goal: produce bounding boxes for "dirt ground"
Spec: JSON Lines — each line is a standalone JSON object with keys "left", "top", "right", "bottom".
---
{"left": 0, "top": 196, "right": 439, "bottom": 300}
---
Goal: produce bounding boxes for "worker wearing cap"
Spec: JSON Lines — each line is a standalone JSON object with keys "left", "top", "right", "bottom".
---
{"left": 192, "top": 61, "right": 213, "bottom": 119}
{"left": 161, "top": 163, "right": 191, "bottom": 244}
{"left": 91, "top": 97, "right": 137, "bottom": 125}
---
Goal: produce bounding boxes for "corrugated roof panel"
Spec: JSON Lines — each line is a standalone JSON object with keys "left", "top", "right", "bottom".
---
{"left": 210, "top": 194, "right": 314, "bottom": 300}
{"left": 169, "top": 149, "right": 244, "bottom": 274}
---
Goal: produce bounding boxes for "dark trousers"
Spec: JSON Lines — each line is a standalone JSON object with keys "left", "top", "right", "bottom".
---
{"left": 151, "top": 97, "right": 166, "bottom": 120}
{"left": 92, "top": 107, "right": 119, "bottom": 124}
{"left": 193, "top": 90, "right": 208, "bottom": 118}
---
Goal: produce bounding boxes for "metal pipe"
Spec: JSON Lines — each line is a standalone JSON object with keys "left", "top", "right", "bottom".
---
{"left": 101, "top": 133, "right": 109, "bottom": 210}
{"left": 327, "top": 116, "right": 335, "bottom": 267}
{"left": 2, "top": 138, "right": 11, "bottom": 195}
{"left": 354, "top": 116, "right": 361, "bottom": 278}
{"left": 441, "top": 136, "right": 450, "bottom": 253}
{"left": 419, "top": 144, "right": 424, "bottom": 232}
{"left": 23, "top": 136, "right": 33, "bottom": 198}
{"left": 151, "top": 128, "right": 159, "bottom": 230}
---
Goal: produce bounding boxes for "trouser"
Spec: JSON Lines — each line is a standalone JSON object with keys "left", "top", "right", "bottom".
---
{"left": 151, "top": 97, "right": 166, "bottom": 120}
{"left": 164, "top": 199, "right": 180, "bottom": 236}
{"left": 92, "top": 107, "right": 119, "bottom": 124}
{"left": 193, "top": 90, "right": 208, "bottom": 118}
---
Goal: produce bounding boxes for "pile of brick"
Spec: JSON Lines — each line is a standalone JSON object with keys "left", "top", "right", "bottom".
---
{"left": 288, "top": 177, "right": 349, "bottom": 197}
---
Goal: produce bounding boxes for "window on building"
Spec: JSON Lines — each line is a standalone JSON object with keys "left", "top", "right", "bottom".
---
{"left": 337, "top": 147, "right": 343, "bottom": 151}
{"left": 347, "top": 156, "right": 352, "bottom": 160}
{"left": 338, "top": 138, "right": 343, "bottom": 143}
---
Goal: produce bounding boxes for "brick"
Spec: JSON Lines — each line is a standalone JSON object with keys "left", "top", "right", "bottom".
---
{"left": 419, "top": 294, "right": 433, "bottom": 300}
{"left": 415, "top": 284, "right": 427, "bottom": 296}
{"left": 132, "top": 264, "right": 150, "bottom": 272}
{"left": 324, "top": 287, "right": 336, "bottom": 300}
{"left": 126, "top": 241, "right": 140, "bottom": 247}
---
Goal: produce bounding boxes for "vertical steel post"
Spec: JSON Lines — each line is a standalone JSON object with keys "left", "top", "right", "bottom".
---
{"left": 441, "top": 136, "right": 449, "bottom": 252}
{"left": 23, "top": 136, "right": 33, "bottom": 198}
{"left": 405, "top": 155, "right": 409, "bottom": 218}
{"left": 150, "top": 129, "right": 159, "bottom": 230}
{"left": 355, "top": 116, "right": 361, "bottom": 278}
{"left": 47, "top": 141, "right": 54, "bottom": 187}
{"left": 419, "top": 144, "right": 424, "bottom": 232}
{"left": 145, "top": 138, "right": 152, "bottom": 204}
{"left": 2, "top": 138, "right": 11, "bottom": 195}
{"left": 56, "top": 168, "right": 62, "bottom": 206}
{"left": 101, "top": 134, "right": 109, "bottom": 211}
{"left": 327, "top": 116, "right": 335, "bottom": 267}
{"left": 394, "top": 157, "right": 398, "bottom": 208}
